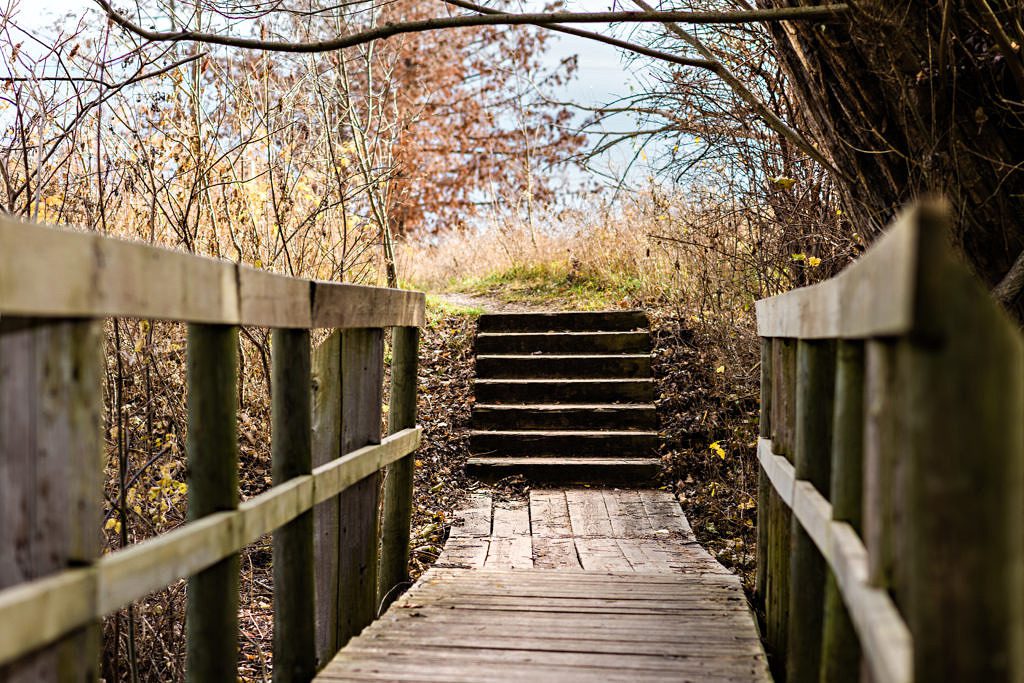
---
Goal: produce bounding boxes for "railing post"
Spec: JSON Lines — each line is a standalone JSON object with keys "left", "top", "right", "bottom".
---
{"left": 900, "top": 210, "right": 1024, "bottom": 681}
{"left": 378, "top": 326, "right": 420, "bottom": 610}
{"left": 185, "top": 323, "right": 239, "bottom": 682}
{"left": 271, "top": 328, "right": 316, "bottom": 682}
{"left": 755, "top": 337, "right": 772, "bottom": 608}
{"left": 766, "top": 337, "right": 796, "bottom": 679}
{"left": 312, "top": 331, "right": 342, "bottom": 664}
{"left": 786, "top": 339, "right": 835, "bottom": 682}
{"left": 0, "top": 318, "right": 103, "bottom": 680}
{"left": 337, "top": 328, "right": 385, "bottom": 647}
{"left": 819, "top": 340, "right": 864, "bottom": 683}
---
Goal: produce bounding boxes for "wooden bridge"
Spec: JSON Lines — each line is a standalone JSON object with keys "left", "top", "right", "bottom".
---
{"left": 1, "top": 197, "right": 1023, "bottom": 682}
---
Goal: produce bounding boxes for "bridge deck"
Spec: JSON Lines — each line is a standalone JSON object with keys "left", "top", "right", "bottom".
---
{"left": 317, "top": 489, "right": 770, "bottom": 682}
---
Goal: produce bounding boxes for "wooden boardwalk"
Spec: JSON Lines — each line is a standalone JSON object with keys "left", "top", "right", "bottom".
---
{"left": 317, "top": 489, "right": 770, "bottom": 681}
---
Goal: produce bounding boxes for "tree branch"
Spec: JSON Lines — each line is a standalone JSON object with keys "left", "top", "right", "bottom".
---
{"left": 631, "top": 0, "right": 848, "bottom": 180}
{"left": 443, "top": 0, "right": 718, "bottom": 70}
{"left": 93, "top": 1, "right": 850, "bottom": 53}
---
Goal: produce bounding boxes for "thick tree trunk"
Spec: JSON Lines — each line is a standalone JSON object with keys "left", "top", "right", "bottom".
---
{"left": 761, "top": 1, "right": 1024, "bottom": 299}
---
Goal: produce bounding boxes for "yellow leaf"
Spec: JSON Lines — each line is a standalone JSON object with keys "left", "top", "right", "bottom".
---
{"left": 807, "top": 256, "right": 822, "bottom": 267}
{"left": 715, "top": 365, "right": 725, "bottom": 373}
{"left": 709, "top": 441, "right": 726, "bottom": 459}
{"left": 771, "top": 176, "right": 798, "bottom": 190}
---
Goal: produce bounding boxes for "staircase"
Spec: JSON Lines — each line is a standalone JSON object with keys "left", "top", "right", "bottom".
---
{"left": 466, "top": 310, "right": 661, "bottom": 483}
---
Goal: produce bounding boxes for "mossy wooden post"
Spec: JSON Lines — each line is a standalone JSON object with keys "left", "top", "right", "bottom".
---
{"left": 271, "top": 328, "right": 316, "bottom": 682}
{"left": 766, "top": 337, "right": 796, "bottom": 679}
{"left": 786, "top": 339, "right": 835, "bottom": 683}
{"left": 899, "top": 204, "right": 1024, "bottom": 681}
{"left": 754, "top": 337, "right": 772, "bottom": 609}
{"left": 378, "top": 326, "right": 420, "bottom": 609}
{"left": 0, "top": 318, "right": 102, "bottom": 680}
{"left": 863, "top": 340, "right": 898, "bottom": 593}
{"left": 337, "top": 328, "right": 385, "bottom": 648}
{"left": 818, "top": 340, "right": 864, "bottom": 683}
{"left": 185, "top": 324, "right": 239, "bottom": 683}
{"left": 312, "top": 331, "right": 342, "bottom": 664}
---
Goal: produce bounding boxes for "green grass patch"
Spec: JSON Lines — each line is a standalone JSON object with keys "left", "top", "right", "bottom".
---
{"left": 451, "top": 260, "right": 643, "bottom": 310}
{"left": 425, "top": 294, "right": 485, "bottom": 318}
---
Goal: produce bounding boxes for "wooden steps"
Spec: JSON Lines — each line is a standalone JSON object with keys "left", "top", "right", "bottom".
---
{"left": 468, "top": 310, "right": 660, "bottom": 484}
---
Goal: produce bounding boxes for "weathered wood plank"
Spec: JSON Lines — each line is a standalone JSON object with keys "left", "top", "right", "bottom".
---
{"left": 529, "top": 490, "right": 572, "bottom": 537}
{"left": 565, "top": 490, "right": 614, "bottom": 537}
{"left": 271, "top": 328, "right": 316, "bottom": 682}
{"left": 820, "top": 340, "right": 864, "bottom": 683}
{"left": 899, "top": 204, "right": 1024, "bottom": 682}
{"left": 184, "top": 323, "right": 239, "bottom": 683}
{"left": 755, "top": 203, "right": 921, "bottom": 339}
{"left": 336, "top": 328, "right": 385, "bottom": 648}
{"left": 312, "top": 331, "right": 343, "bottom": 664}
{"left": 0, "top": 318, "right": 102, "bottom": 680}
{"left": 378, "top": 326, "right": 420, "bottom": 609}
{"left": 785, "top": 339, "right": 835, "bottom": 683}
{"left": 0, "top": 217, "right": 423, "bottom": 328}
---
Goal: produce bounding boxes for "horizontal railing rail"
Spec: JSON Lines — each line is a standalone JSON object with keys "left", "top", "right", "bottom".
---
{"left": 0, "top": 217, "right": 424, "bottom": 327}
{"left": 0, "top": 217, "right": 426, "bottom": 680}
{"left": 755, "top": 200, "right": 1024, "bottom": 682}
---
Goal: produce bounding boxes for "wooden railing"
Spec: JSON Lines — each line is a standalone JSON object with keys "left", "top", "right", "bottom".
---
{"left": 755, "top": 200, "right": 1024, "bottom": 682}
{"left": 0, "top": 218, "right": 425, "bottom": 680}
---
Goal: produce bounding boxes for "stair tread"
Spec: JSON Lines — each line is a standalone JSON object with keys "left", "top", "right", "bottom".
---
{"left": 474, "top": 403, "right": 656, "bottom": 410}
{"left": 470, "top": 429, "right": 659, "bottom": 437}
{"left": 471, "top": 356, "right": 647, "bottom": 360}
{"left": 477, "top": 331, "right": 648, "bottom": 337}
{"left": 475, "top": 378, "right": 653, "bottom": 384}
{"left": 467, "top": 456, "right": 660, "bottom": 464}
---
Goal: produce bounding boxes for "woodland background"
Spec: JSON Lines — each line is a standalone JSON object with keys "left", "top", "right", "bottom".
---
{"left": 1, "top": 0, "right": 1021, "bottom": 679}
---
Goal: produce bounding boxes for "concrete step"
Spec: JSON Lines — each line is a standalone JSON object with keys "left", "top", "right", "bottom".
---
{"left": 474, "top": 379, "right": 656, "bottom": 404}
{"left": 475, "top": 331, "right": 650, "bottom": 355}
{"left": 477, "top": 310, "right": 648, "bottom": 333}
{"left": 471, "top": 404, "right": 658, "bottom": 431}
{"left": 469, "top": 430, "right": 660, "bottom": 457}
{"left": 475, "top": 354, "right": 651, "bottom": 379}
{"left": 465, "top": 457, "right": 660, "bottom": 484}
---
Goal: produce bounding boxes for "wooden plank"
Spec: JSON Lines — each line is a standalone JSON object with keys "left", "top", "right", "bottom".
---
{"left": 637, "top": 490, "right": 693, "bottom": 537}
{"left": 378, "top": 326, "right": 420, "bottom": 610}
{"left": 312, "top": 331, "right": 343, "bottom": 663}
{"left": 565, "top": 490, "right": 614, "bottom": 537}
{"left": 336, "top": 328, "right": 385, "bottom": 648}
{"left": 529, "top": 490, "right": 572, "bottom": 537}
{"left": 0, "top": 318, "right": 102, "bottom": 679}
{"left": 239, "top": 266, "right": 312, "bottom": 328}
{"left": 820, "top": 340, "right": 864, "bottom": 682}
{"left": 271, "top": 328, "right": 316, "bottom": 682}
{"left": 95, "top": 429, "right": 416, "bottom": 614}
{"left": 898, "top": 203, "right": 1024, "bottom": 683}
{"left": 757, "top": 438, "right": 911, "bottom": 683}
{"left": 184, "top": 323, "right": 239, "bottom": 683}
{"left": 312, "top": 282, "right": 425, "bottom": 329}
{"left": 785, "top": 339, "right": 835, "bottom": 683}
{"left": 602, "top": 490, "right": 654, "bottom": 538}
{"left": 0, "top": 217, "right": 424, "bottom": 328}
{"left": 449, "top": 492, "right": 492, "bottom": 538}
{"left": 755, "top": 203, "right": 922, "bottom": 339}
{"left": 755, "top": 337, "right": 772, "bottom": 605}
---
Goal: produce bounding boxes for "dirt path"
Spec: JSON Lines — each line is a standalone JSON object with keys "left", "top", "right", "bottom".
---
{"left": 434, "top": 291, "right": 544, "bottom": 313}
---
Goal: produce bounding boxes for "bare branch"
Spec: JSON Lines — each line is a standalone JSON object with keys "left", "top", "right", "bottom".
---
{"left": 93, "top": 1, "right": 850, "bottom": 53}
{"left": 443, "top": 0, "right": 718, "bottom": 70}
{"left": 631, "top": 0, "right": 848, "bottom": 180}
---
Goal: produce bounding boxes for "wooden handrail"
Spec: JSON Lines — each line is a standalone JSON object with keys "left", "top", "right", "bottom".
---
{"left": 0, "top": 217, "right": 424, "bottom": 328}
{"left": 0, "top": 428, "right": 421, "bottom": 667}
{"left": 755, "top": 199, "right": 1024, "bottom": 682}
{"left": 0, "top": 216, "right": 426, "bottom": 679}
